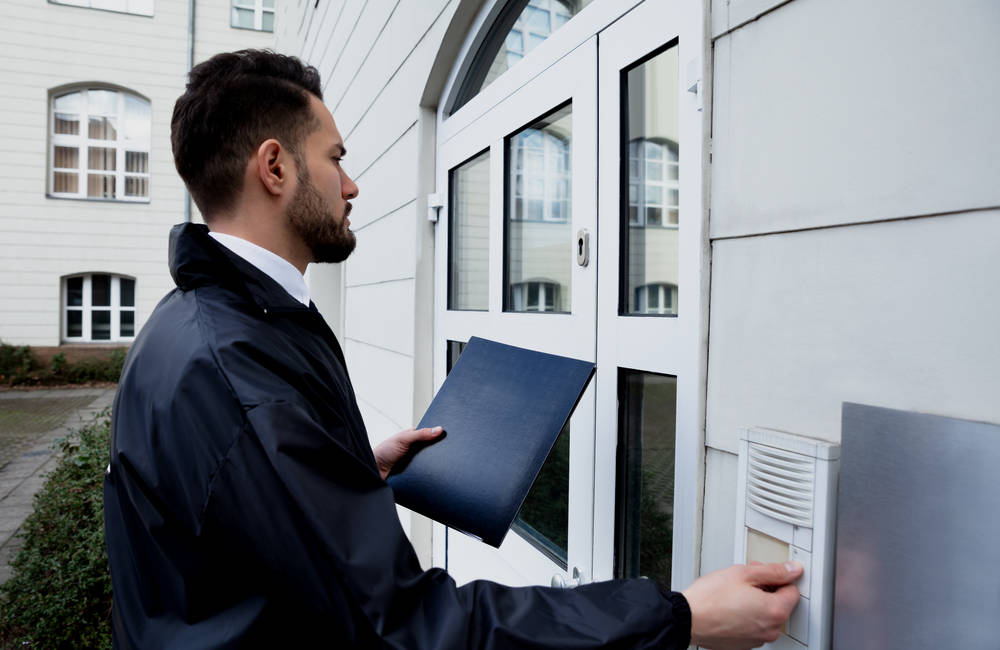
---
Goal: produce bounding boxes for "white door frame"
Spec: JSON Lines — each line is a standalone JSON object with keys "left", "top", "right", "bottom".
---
{"left": 433, "top": 39, "right": 599, "bottom": 587}
{"left": 593, "top": 0, "right": 708, "bottom": 591}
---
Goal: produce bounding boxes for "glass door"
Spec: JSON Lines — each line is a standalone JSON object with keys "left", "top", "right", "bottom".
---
{"left": 434, "top": 38, "right": 598, "bottom": 587}
{"left": 593, "top": 0, "right": 706, "bottom": 591}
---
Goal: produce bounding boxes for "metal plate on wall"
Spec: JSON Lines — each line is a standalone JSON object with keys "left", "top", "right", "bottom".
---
{"left": 834, "top": 403, "right": 1000, "bottom": 649}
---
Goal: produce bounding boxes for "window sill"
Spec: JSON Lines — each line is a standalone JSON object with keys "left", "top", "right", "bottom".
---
{"left": 46, "top": 194, "right": 150, "bottom": 204}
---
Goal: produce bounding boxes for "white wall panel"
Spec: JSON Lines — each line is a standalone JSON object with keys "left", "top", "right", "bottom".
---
{"left": 344, "top": 202, "right": 417, "bottom": 288}
{"left": 344, "top": 280, "right": 416, "bottom": 357}
{"left": 706, "top": 210, "right": 1000, "bottom": 454}
{"left": 700, "top": 448, "right": 739, "bottom": 575}
{"left": 323, "top": 0, "right": 397, "bottom": 107}
{"left": 348, "top": 124, "right": 419, "bottom": 230}
{"left": 711, "top": 0, "right": 1000, "bottom": 238}
{"left": 343, "top": 338, "right": 414, "bottom": 431}
{"left": 333, "top": 0, "right": 452, "bottom": 136}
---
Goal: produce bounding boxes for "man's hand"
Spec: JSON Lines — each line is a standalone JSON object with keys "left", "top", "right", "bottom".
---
{"left": 373, "top": 426, "right": 444, "bottom": 480}
{"left": 682, "top": 561, "right": 803, "bottom": 650}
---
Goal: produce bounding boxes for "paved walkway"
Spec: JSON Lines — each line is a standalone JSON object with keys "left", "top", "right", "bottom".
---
{"left": 0, "top": 386, "right": 116, "bottom": 584}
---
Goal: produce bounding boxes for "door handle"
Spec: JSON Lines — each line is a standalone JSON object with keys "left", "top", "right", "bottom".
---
{"left": 551, "top": 566, "right": 587, "bottom": 588}
{"left": 576, "top": 229, "right": 590, "bottom": 267}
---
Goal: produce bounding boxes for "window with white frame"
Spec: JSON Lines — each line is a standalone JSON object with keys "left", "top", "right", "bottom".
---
{"left": 633, "top": 283, "right": 678, "bottom": 316}
{"left": 231, "top": 0, "right": 274, "bottom": 32}
{"left": 50, "top": 88, "right": 151, "bottom": 201}
{"left": 510, "top": 280, "right": 559, "bottom": 312}
{"left": 64, "top": 274, "right": 136, "bottom": 342}
{"left": 50, "top": 0, "right": 154, "bottom": 17}
{"left": 510, "top": 127, "right": 570, "bottom": 222}
{"left": 628, "top": 138, "right": 678, "bottom": 227}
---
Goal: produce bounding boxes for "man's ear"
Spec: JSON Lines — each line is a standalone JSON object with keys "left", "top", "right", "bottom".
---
{"left": 254, "top": 139, "right": 291, "bottom": 196}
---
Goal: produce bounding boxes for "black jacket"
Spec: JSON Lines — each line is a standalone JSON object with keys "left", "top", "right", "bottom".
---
{"left": 104, "top": 223, "right": 691, "bottom": 648}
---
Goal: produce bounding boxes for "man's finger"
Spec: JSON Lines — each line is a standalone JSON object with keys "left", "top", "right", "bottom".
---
{"left": 746, "top": 560, "right": 802, "bottom": 587}
{"left": 770, "top": 583, "right": 801, "bottom": 614}
{"left": 407, "top": 426, "right": 444, "bottom": 442}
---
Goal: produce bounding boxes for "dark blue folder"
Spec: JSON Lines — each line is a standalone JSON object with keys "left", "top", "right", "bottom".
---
{"left": 386, "top": 337, "right": 595, "bottom": 547}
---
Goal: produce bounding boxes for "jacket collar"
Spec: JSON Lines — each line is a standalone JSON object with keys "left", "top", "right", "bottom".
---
{"left": 168, "top": 223, "right": 308, "bottom": 314}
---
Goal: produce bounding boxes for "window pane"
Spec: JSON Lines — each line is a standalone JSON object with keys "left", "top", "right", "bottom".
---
{"left": 66, "top": 277, "right": 83, "bottom": 306}
{"left": 54, "top": 113, "right": 80, "bottom": 135}
{"left": 506, "top": 104, "right": 571, "bottom": 313}
{"left": 53, "top": 172, "right": 79, "bottom": 194}
{"left": 88, "top": 89, "right": 117, "bottom": 115}
{"left": 622, "top": 45, "right": 679, "bottom": 316}
{"left": 54, "top": 92, "right": 82, "bottom": 113}
{"left": 262, "top": 0, "right": 274, "bottom": 7}
{"left": 120, "top": 311, "right": 135, "bottom": 338}
{"left": 53, "top": 146, "right": 79, "bottom": 170}
{"left": 448, "top": 150, "right": 490, "bottom": 311}
{"left": 514, "top": 421, "right": 569, "bottom": 566}
{"left": 91, "top": 274, "right": 111, "bottom": 306}
{"left": 616, "top": 369, "right": 676, "bottom": 588}
{"left": 88, "top": 116, "right": 118, "bottom": 140}
{"left": 88, "top": 174, "right": 116, "bottom": 198}
{"left": 232, "top": 6, "right": 255, "bottom": 28}
{"left": 261, "top": 11, "right": 275, "bottom": 31}
{"left": 123, "top": 95, "right": 151, "bottom": 142}
{"left": 445, "top": 340, "right": 466, "bottom": 374}
{"left": 125, "top": 151, "right": 148, "bottom": 173}
{"left": 67, "top": 310, "right": 82, "bottom": 338}
{"left": 452, "top": 0, "right": 592, "bottom": 114}
{"left": 91, "top": 310, "right": 111, "bottom": 341}
{"left": 88, "top": 147, "right": 116, "bottom": 171}
{"left": 125, "top": 176, "right": 148, "bottom": 198}
{"left": 119, "top": 278, "right": 135, "bottom": 306}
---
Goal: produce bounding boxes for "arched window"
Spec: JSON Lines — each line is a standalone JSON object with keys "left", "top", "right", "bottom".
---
{"left": 449, "top": 0, "right": 592, "bottom": 114}
{"left": 633, "top": 282, "right": 678, "bottom": 316}
{"left": 50, "top": 87, "right": 151, "bottom": 201}
{"left": 510, "top": 280, "right": 560, "bottom": 312}
{"left": 63, "top": 274, "right": 136, "bottom": 342}
{"left": 510, "top": 126, "right": 570, "bottom": 223}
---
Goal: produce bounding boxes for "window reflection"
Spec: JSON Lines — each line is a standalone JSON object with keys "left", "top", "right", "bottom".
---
{"left": 616, "top": 369, "right": 676, "bottom": 587}
{"left": 506, "top": 104, "right": 572, "bottom": 313}
{"left": 621, "top": 45, "right": 680, "bottom": 316}
{"left": 449, "top": 151, "right": 490, "bottom": 311}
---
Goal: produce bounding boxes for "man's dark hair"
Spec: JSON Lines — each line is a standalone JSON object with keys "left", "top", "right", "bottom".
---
{"left": 171, "top": 49, "right": 323, "bottom": 219}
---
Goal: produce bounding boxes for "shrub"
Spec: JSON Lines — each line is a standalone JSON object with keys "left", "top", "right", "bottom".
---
{"left": 0, "top": 342, "right": 39, "bottom": 385}
{"left": 0, "top": 414, "right": 113, "bottom": 649}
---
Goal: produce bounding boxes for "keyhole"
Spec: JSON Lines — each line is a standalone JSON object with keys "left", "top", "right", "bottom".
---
{"left": 578, "top": 238, "right": 583, "bottom": 256}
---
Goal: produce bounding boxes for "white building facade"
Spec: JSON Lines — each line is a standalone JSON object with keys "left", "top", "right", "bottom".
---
{"left": 274, "top": 0, "right": 1000, "bottom": 614}
{"left": 0, "top": 0, "right": 275, "bottom": 347}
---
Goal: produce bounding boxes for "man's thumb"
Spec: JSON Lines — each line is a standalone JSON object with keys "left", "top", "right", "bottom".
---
{"left": 747, "top": 560, "right": 802, "bottom": 587}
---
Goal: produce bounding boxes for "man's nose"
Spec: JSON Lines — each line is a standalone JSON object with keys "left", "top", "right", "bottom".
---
{"left": 342, "top": 171, "right": 359, "bottom": 200}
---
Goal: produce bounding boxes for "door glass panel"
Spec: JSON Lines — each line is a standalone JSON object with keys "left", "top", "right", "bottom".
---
{"left": 513, "top": 421, "right": 569, "bottom": 567}
{"left": 505, "top": 104, "right": 572, "bottom": 313}
{"left": 448, "top": 151, "right": 490, "bottom": 310}
{"left": 450, "top": 0, "right": 593, "bottom": 114}
{"left": 615, "top": 369, "right": 676, "bottom": 587}
{"left": 621, "top": 45, "right": 679, "bottom": 316}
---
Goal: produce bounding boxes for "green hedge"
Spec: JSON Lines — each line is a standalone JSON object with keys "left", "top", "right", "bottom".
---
{"left": 0, "top": 344, "right": 124, "bottom": 387}
{"left": 0, "top": 414, "right": 113, "bottom": 649}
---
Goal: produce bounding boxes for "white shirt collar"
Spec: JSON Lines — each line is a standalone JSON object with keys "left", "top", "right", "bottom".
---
{"left": 208, "top": 232, "right": 311, "bottom": 307}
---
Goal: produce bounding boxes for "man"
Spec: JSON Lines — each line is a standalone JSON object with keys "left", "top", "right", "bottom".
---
{"left": 104, "top": 49, "right": 801, "bottom": 648}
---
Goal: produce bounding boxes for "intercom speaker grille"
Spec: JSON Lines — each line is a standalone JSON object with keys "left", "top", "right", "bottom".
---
{"left": 746, "top": 443, "right": 814, "bottom": 527}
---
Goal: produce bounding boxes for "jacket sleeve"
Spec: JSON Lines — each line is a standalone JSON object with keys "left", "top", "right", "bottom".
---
{"left": 205, "top": 400, "right": 691, "bottom": 649}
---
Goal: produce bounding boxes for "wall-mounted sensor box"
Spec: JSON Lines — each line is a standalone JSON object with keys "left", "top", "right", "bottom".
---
{"left": 735, "top": 428, "right": 839, "bottom": 650}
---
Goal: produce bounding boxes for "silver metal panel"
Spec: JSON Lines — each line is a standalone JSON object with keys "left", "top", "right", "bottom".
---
{"left": 834, "top": 403, "right": 1000, "bottom": 649}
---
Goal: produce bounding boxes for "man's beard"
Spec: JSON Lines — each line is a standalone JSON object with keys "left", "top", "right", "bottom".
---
{"left": 287, "top": 169, "right": 356, "bottom": 264}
